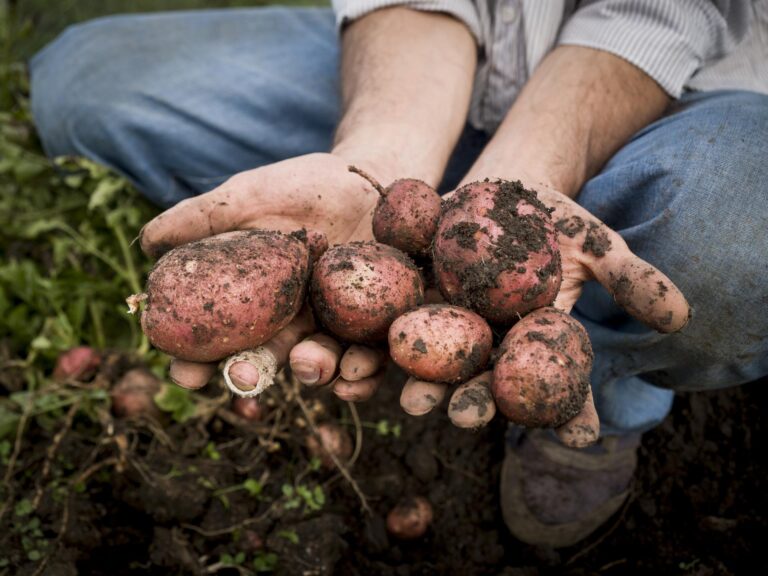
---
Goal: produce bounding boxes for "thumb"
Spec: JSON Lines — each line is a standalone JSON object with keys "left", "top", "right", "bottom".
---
{"left": 590, "top": 244, "right": 691, "bottom": 333}
{"left": 140, "top": 178, "right": 249, "bottom": 258}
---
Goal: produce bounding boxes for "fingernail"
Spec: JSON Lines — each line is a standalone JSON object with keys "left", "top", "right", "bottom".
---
{"left": 291, "top": 361, "right": 319, "bottom": 385}
{"left": 229, "top": 362, "right": 259, "bottom": 391}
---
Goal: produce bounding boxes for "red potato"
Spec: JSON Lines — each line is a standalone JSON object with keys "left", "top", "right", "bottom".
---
{"left": 386, "top": 496, "right": 434, "bottom": 540}
{"left": 433, "top": 179, "right": 562, "bottom": 324}
{"left": 52, "top": 346, "right": 101, "bottom": 381}
{"left": 134, "top": 229, "right": 310, "bottom": 362}
{"left": 111, "top": 368, "right": 162, "bottom": 419}
{"left": 388, "top": 304, "right": 492, "bottom": 384}
{"left": 492, "top": 307, "right": 593, "bottom": 428}
{"left": 349, "top": 166, "right": 441, "bottom": 257}
{"left": 232, "top": 397, "right": 266, "bottom": 421}
{"left": 310, "top": 242, "right": 424, "bottom": 343}
{"left": 305, "top": 422, "right": 353, "bottom": 469}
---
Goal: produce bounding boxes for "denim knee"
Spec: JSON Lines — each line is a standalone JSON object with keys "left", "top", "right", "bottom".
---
{"left": 577, "top": 90, "right": 768, "bottom": 392}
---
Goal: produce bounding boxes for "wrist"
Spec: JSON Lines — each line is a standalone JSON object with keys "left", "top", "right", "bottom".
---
{"left": 460, "top": 152, "right": 574, "bottom": 197}
{"left": 332, "top": 121, "right": 451, "bottom": 187}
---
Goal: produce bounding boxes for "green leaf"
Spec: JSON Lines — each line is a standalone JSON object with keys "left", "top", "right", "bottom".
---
{"left": 252, "top": 552, "right": 278, "bottom": 572}
{"left": 14, "top": 498, "right": 33, "bottom": 517}
{"left": 243, "top": 478, "right": 263, "bottom": 497}
{"left": 277, "top": 530, "right": 300, "bottom": 545}
{"left": 27, "top": 549, "right": 42, "bottom": 561}
{"left": 88, "top": 178, "right": 124, "bottom": 211}
{"left": 153, "top": 384, "right": 196, "bottom": 423}
{"left": 204, "top": 442, "right": 221, "bottom": 461}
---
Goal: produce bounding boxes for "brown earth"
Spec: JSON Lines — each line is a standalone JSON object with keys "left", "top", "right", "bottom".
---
{"left": 1, "top": 359, "right": 765, "bottom": 575}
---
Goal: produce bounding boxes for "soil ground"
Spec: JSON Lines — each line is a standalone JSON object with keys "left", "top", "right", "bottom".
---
{"left": 1, "top": 358, "right": 765, "bottom": 576}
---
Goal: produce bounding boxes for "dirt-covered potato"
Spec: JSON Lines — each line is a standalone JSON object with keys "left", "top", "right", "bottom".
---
{"left": 305, "top": 422, "right": 353, "bottom": 469}
{"left": 433, "top": 179, "right": 561, "bottom": 324}
{"left": 111, "top": 368, "right": 162, "bottom": 419}
{"left": 386, "top": 496, "right": 434, "bottom": 540}
{"left": 349, "top": 167, "right": 441, "bottom": 257}
{"left": 52, "top": 346, "right": 101, "bottom": 381}
{"left": 492, "top": 307, "right": 593, "bottom": 428}
{"left": 138, "top": 229, "right": 310, "bottom": 362}
{"left": 372, "top": 179, "right": 441, "bottom": 257}
{"left": 310, "top": 242, "right": 424, "bottom": 343}
{"left": 388, "top": 304, "right": 492, "bottom": 383}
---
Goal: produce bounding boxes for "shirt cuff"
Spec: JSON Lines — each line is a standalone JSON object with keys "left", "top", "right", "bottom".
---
{"left": 332, "top": 0, "right": 483, "bottom": 46}
{"left": 557, "top": 1, "right": 741, "bottom": 98}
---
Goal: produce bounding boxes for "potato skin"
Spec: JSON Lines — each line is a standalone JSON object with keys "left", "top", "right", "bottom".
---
{"left": 373, "top": 179, "right": 442, "bottom": 257}
{"left": 492, "top": 307, "right": 593, "bottom": 428}
{"left": 388, "top": 304, "right": 492, "bottom": 383}
{"left": 111, "top": 368, "right": 161, "bottom": 419}
{"left": 310, "top": 242, "right": 424, "bottom": 343}
{"left": 53, "top": 346, "right": 101, "bottom": 381}
{"left": 433, "top": 180, "right": 561, "bottom": 324}
{"left": 306, "top": 422, "right": 353, "bottom": 469}
{"left": 141, "top": 230, "right": 309, "bottom": 362}
{"left": 386, "top": 496, "right": 434, "bottom": 540}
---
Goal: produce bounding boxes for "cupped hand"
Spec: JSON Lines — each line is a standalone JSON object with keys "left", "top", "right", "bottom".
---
{"left": 402, "top": 182, "right": 691, "bottom": 443}
{"left": 140, "top": 153, "right": 390, "bottom": 398}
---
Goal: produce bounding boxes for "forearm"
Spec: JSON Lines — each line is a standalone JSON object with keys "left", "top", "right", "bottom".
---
{"left": 463, "top": 46, "right": 670, "bottom": 197}
{"left": 332, "top": 7, "right": 476, "bottom": 186}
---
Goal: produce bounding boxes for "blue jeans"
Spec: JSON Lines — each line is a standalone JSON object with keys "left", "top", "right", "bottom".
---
{"left": 29, "top": 8, "right": 768, "bottom": 436}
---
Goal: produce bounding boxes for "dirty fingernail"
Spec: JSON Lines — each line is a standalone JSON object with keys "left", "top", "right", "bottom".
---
{"left": 291, "top": 361, "right": 319, "bottom": 385}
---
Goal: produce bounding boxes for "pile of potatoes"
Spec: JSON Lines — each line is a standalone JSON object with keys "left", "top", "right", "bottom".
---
{"left": 132, "top": 172, "right": 594, "bottom": 432}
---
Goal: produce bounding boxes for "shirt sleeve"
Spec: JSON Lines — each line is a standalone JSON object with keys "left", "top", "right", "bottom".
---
{"left": 331, "top": 0, "right": 483, "bottom": 46}
{"left": 557, "top": 0, "right": 752, "bottom": 97}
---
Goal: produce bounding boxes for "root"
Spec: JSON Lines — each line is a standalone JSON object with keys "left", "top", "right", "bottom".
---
{"left": 126, "top": 293, "right": 147, "bottom": 314}
{"left": 348, "top": 165, "right": 387, "bottom": 197}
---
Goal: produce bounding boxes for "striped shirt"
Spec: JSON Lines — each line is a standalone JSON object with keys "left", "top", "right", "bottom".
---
{"left": 333, "top": 0, "right": 768, "bottom": 132}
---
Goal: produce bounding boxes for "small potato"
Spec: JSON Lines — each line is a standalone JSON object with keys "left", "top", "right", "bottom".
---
{"left": 305, "top": 422, "right": 353, "bottom": 469}
{"left": 111, "top": 368, "right": 162, "bottom": 419}
{"left": 448, "top": 372, "right": 496, "bottom": 429}
{"left": 386, "top": 496, "right": 434, "bottom": 540}
{"left": 232, "top": 397, "right": 266, "bottom": 421}
{"left": 388, "top": 304, "right": 492, "bottom": 384}
{"left": 350, "top": 167, "right": 442, "bottom": 257}
{"left": 433, "top": 180, "right": 561, "bottom": 324}
{"left": 492, "top": 307, "right": 593, "bottom": 428}
{"left": 310, "top": 242, "right": 424, "bottom": 343}
{"left": 53, "top": 346, "right": 101, "bottom": 381}
{"left": 139, "top": 229, "right": 310, "bottom": 362}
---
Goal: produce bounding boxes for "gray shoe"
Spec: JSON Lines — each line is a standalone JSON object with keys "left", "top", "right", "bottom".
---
{"left": 500, "top": 428, "right": 640, "bottom": 548}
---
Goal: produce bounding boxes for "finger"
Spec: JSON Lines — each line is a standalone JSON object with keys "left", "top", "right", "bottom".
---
{"left": 339, "top": 345, "right": 385, "bottom": 382}
{"left": 400, "top": 377, "right": 447, "bottom": 416}
{"left": 556, "top": 387, "right": 600, "bottom": 448}
{"left": 592, "top": 248, "right": 691, "bottom": 333}
{"left": 139, "top": 181, "right": 247, "bottom": 258}
{"left": 447, "top": 371, "right": 496, "bottom": 429}
{"left": 226, "top": 305, "right": 316, "bottom": 393}
{"left": 333, "top": 370, "right": 385, "bottom": 402}
{"left": 169, "top": 359, "right": 217, "bottom": 390}
{"left": 289, "top": 333, "right": 343, "bottom": 386}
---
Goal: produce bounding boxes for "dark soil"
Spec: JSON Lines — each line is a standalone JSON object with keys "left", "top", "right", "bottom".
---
{"left": 1, "top": 360, "right": 765, "bottom": 576}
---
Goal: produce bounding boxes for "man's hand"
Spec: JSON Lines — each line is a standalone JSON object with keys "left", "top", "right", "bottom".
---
{"left": 139, "top": 7, "right": 476, "bottom": 402}
{"left": 400, "top": 182, "right": 690, "bottom": 440}
{"left": 140, "top": 152, "right": 392, "bottom": 394}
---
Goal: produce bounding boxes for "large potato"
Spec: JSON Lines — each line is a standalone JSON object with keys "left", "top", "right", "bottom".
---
{"left": 433, "top": 180, "right": 561, "bottom": 324}
{"left": 492, "top": 307, "right": 593, "bottom": 427}
{"left": 310, "top": 242, "right": 424, "bottom": 343}
{"left": 140, "top": 229, "right": 309, "bottom": 362}
{"left": 388, "top": 304, "right": 492, "bottom": 383}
